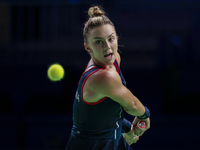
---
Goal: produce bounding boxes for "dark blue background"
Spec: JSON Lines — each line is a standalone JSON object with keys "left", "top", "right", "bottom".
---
{"left": 0, "top": 0, "right": 200, "bottom": 149}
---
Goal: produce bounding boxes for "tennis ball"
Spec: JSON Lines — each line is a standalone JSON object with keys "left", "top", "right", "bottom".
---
{"left": 47, "top": 64, "right": 65, "bottom": 81}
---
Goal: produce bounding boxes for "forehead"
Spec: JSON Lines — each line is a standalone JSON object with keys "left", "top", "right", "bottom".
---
{"left": 88, "top": 24, "right": 116, "bottom": 39}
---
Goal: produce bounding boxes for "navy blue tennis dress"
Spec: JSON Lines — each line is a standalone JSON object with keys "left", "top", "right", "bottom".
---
{"left": 65, "top": 59, "right": 133, "bottom": 150}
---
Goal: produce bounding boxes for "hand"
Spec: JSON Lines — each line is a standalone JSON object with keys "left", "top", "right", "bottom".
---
{"left": 132, "top": 117, "right": 150, "bottom": 136}
{"left": 123, "top": 125, "right": 139, "bottom": 145}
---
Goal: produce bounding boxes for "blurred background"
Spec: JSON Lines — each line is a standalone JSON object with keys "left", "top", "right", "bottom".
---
{"left": 0, "top": 0, "right": 200, "bottom": 149}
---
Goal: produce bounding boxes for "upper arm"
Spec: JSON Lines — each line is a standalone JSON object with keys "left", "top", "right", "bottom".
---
{"left": 89, "top": 69, "right": 143, "bottom": 115}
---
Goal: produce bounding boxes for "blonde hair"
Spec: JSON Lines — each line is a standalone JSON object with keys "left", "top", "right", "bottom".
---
{"left": 83, "top": 6, "right": 115, "bottom": 43}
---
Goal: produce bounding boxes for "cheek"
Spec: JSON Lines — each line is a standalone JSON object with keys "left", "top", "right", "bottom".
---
{"left": 93, "top": 46, "right": 103, "bottom": 53}
{"left": 92, "top": 47, "right": 101, "bottom": 57}
{"left": 113, "top": 41, "right": 118, "bottom": 50}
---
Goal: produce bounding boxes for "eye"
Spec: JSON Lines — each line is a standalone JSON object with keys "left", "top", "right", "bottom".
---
{"left": 95, "top": 40, "right": 103, "bottom": 45}
{"left": 109, "top": 37, "right": 115, "bottom": 42}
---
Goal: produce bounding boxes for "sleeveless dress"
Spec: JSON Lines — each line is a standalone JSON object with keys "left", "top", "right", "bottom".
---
{"left": 65, "top": 59, "right": 133, "bottom": 150}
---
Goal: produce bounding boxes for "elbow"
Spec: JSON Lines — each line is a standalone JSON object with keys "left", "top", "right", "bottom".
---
{"left": 130, "top": 103, "right": 138, "bottom": 113}
{"left": 124, "top": 102, "right": 143, "bottom": 116}
{"left": 122, "top": 103, "right": 136, "bottom": 112}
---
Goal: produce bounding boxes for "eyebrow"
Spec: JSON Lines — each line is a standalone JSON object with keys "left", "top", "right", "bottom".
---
{"left": 93, "top": 33, "right": 114, "bottom": 39}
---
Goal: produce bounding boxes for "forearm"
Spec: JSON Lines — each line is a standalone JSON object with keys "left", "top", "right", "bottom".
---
{"left": 123, "top": 96, "right": 145, "bottom": 117}
{"left": 124, "top": 105, "right": 150, "bottom": 121}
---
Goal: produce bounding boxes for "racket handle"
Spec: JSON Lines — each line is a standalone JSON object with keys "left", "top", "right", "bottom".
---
{"left": 134, "top": 121, "right": 146, "bottom": 129}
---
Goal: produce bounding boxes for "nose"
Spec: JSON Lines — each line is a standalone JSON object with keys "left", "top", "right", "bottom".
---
{"left": 103, "top": 40, "right": 111, "bottom": 50}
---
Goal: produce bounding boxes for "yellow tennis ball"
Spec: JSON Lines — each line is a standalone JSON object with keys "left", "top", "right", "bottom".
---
{"left": 47, "top": 64, "right": 65, "bottom": 81}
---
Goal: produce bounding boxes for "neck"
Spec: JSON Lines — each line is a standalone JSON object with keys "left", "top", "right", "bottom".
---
{"left": 90, "top": 58, "right": 113, "bottom": 69}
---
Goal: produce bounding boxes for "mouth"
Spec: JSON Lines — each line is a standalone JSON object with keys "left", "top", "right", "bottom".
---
{"left": 104, "top": 53, "right": 113, "bottom": 60}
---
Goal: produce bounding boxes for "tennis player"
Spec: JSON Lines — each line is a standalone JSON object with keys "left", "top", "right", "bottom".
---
{"left": 65, "top": 6, "right": 150, "bottom": 150}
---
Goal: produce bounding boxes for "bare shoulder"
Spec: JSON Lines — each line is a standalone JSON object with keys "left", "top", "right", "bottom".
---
{"left": 83, "top": 68, "right": 121, "bottom": 102}
{"left": 89, "top": 69, "right": 119, "bottom": 86}
{"left": 87, "top": 68, "right": 122, "bottom": 96}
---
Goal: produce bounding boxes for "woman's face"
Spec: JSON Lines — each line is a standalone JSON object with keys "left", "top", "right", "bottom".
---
{"left": 84, "top": 24, "right": 118, "bottom": 67}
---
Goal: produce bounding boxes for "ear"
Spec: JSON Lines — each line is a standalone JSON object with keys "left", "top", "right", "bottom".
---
{"left": 84, "top": 43, "right": 92, "bottom": 53}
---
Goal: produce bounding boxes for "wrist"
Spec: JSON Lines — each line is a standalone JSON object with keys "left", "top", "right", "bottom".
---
{"left": 122, "top": 118, "right": 132, "bottom": 133}
{"left": 126, "top": 124, "right": 133, "bottom": 135}
{"left": 137, "top": 106, "right": 150, "bottom": 119}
